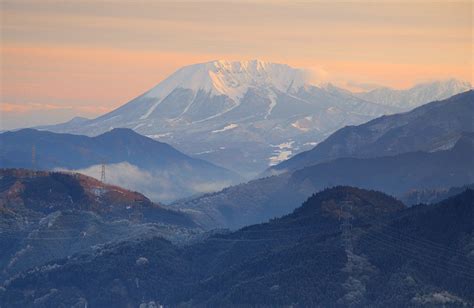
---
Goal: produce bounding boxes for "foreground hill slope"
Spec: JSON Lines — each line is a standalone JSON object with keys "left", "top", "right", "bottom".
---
{"left": 0, "top": 169, "right": 193, "bottom": 225}
{"left": 2, "top": 187, "right": 473, "bottom": 307}
{"left": 0, "top": 169, "right": 198, "bottom": 282}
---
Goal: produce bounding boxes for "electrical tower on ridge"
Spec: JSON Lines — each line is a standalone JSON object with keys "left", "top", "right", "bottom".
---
{"left": 101, "top": 163, "right": 106, "bottom": 183}
{"left": 339, "top": 200, "right": 354, "bottom": 252}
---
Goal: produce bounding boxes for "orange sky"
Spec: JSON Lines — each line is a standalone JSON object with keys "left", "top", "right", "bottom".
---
{"left": 1, "top": 0, "right": 472, "bottom": 129}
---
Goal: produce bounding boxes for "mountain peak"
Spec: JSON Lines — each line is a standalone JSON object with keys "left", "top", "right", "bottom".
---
{"left": 145, "top": 59, "right": 310, "bottom": 102}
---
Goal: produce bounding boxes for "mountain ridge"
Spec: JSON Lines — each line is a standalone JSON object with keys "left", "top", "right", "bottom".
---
{"left": 176, "top": 134, "right": 474, "bottom": 230}
{"left": 0, "top": 128, "right": 241, "bottom": 202}
{"left": 37, "top": 60, "right": 470, "bottom": 177}
{"left": 269, "top": 90, "right": 474, "bottom": 174}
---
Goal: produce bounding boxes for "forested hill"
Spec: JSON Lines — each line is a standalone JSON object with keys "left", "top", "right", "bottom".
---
{"left": 3, "top": 187, "right": 473, "bottom": 307}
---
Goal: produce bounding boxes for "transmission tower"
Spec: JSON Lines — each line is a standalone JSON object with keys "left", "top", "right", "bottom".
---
{"left": 339, "top": 200, "right": 354, "bottom": 251}
{"left": 100, "top": 163, "right": 106, "bottom": 182}
{"left": 31, "top": 145, "right": 36, "bottom": 177}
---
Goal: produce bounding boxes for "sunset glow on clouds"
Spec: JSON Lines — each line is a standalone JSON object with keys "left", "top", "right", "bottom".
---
{"left": 0, "top": 102, "right": 112, "bottom": 114}
{"left": 1, "top": 0, "right": 472, "bottom": 129}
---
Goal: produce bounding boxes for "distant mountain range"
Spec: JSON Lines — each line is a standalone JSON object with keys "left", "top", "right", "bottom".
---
{"left": 38, "top": 60, "right": 471, "bottom": 177}
{"left": 3, "top": 186, "right": 472, "bottom": 306}
{"left": 400, "top": 183, "right": 474, "bottom": 206}
{"left": 354, "top": 78, "right": 471, "bottom": 109}
{"left": 0, "top": 128, "right": 241, "bottom": 202}
{"left": 269, "top": 90, "right": 474, "bottom": 174}
{"left": 0, "top": 169, "right": 198, "bottom": 282}
{"left": 174, "top": 91, "right": 474, "bottom": 229}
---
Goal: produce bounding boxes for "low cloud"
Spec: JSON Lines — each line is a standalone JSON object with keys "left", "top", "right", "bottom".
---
{"left": 344, "top": 80, "right": 384, "bottom": 92}
{"left": 190, "top": 181, "right": 233, "bottom": 194}
{"left": 1, "top": 102, "right": 67, "bottom": 113}
{"left": 306, "top": 67, "right": 329, "bottom": 86}
{"left": 57, "top": 162, "right": 231, "bottom": 204}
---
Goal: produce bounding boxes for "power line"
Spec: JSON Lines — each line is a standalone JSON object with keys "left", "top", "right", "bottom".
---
{"left": 359, "top": 232, "right": 474, "bottom": 280}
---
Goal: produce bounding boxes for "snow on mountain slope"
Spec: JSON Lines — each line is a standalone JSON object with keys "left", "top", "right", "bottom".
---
{"left": 138, "top": 60, "right": 310, "bottom": 122}
{"left": 355, "top": 79, "right": 471, "bottom": 110}
{"left": 40, "top": 60, "right": 471, "bottom": 178}
{"left": 145, "top": 60, "right": 308, "bottom": 102}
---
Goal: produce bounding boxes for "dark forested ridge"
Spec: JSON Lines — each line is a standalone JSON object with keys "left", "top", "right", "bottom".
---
{"left": 0, "top": 128, "right": 241, "bottom": 202}
{"left": 2, "top": 187, "right": 473, "bottom": 307}
{"left": 290, "top": 132, "right": 474, "bottom": 196}
{"left": 175, "top": 133, "right": 474, "bottom": 229}
{"left": 0, "top": 128, "right": 227, "bottom": 172}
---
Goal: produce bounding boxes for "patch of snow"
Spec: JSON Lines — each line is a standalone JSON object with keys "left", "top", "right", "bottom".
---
{"left": 269, "top": 150, "right": 292, "bottom": 166}
{"left": 146, "top": 133, "right": 171, "bottom": 139}
{"left": 212, "top": 124, "right": 238, "bottom": 133}
{"left": 291, "top": 121, "right": 310, "bottom": 132}
{"left": 101, "top": 115, "right": 120, "bottom": 123}
{"left": 271, "top": 141, "right": 294, "bottom": 150}
{"left": 264, "top": 90, "right": 277, "bottom": 119}
{"left": 173, "top": 91, "right": 198, "bottom": 120}
{"left": 190, "top": 104, "right": 240, "bottom": 124}
{"left": 134, "top": 123, "right": 146, "bottom": 130}
{"left": 140, "top": 97, "right": 163, "bottom": 120}
{"left": 269, "top": 141, "right": 295, "bottom": 165}
{"left": 194, "top": 150, "right": 215, "bottom": 155}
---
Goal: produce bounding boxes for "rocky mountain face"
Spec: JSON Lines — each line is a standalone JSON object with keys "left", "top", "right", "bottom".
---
{"left": 269, "top": 90, "right": 474, "bottom": 174}
{"left": 2, "top": 187, "right": 472, "bottom": 307}
{"left": 0, "top": 128, "right": 241, "bottom": 202}
{"left": 39, "top": 60, "right": 470, "bottom": 177}
{"left": 0, "top": 169, "right": 199, "bottom": 282}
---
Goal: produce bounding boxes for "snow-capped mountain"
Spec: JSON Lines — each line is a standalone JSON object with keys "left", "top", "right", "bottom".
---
{"left": 141, "top": 59, "right": 309, "bottom": 118}
{"left": 41, "top": 60, "right": 471, "bottom": 178}
{"left": 355, "top": 79, "right": 471, "bottom": 110}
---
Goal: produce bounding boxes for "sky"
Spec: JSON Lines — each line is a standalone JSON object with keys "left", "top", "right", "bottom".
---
{"left": 1, "top": 0, "right": 472, "bottom": 130}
